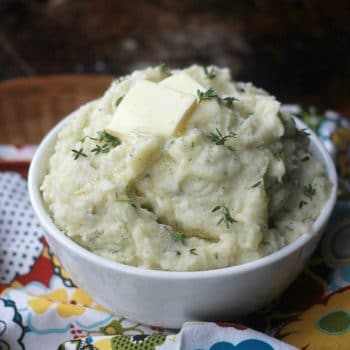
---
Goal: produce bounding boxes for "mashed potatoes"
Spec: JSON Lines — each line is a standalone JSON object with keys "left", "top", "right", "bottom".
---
{"left": 41, "top": 65, "right": 330, "bottom": 271}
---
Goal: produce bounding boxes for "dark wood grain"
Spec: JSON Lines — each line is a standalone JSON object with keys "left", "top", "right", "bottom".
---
{"left": 1, "top": 0, "right": 349, "bottom": 116}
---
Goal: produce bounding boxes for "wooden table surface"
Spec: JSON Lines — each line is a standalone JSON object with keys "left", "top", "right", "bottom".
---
{"left": 0, "top": 0, "right": 349, "bottom": 117}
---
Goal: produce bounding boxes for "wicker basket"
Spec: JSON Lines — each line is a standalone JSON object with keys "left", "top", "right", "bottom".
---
{"left": 0, "top": 75, "right": 114, "bottom": 145}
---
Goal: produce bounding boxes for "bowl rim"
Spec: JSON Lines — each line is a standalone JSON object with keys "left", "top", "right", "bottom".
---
{"left": 28, "top": 109, "right": 338, "bottom": 280}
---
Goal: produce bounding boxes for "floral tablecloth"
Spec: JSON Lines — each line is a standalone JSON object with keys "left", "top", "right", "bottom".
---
{"left": 1, "top": 106, "right": 350, "bottom": 349}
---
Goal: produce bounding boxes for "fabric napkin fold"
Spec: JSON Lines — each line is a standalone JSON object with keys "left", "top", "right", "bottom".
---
{"left": 1, "top": 105, "right": 350, "bottom": 350}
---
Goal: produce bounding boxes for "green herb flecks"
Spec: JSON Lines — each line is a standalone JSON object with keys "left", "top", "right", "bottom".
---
{"left": 115, "top": 194, "right": 138, "bottom": 209}
{"left": 159, "top": 62, "right": 171, "bottom": 77}
{"left": 303, "top": 183, "right": 316, "bottom": 200}
{"left": 80, "top": 130, "right": 121, "bottom": 157}
{"left": 197, "top": 88, "right": 217, "bottom": 103}
{"left": 197, "top": 88, "right": 238, "bottom": 107}
{"left": 96, "top": 130, "right": 121, "bottom": 148}
{"left": 71, "top": 148, "right": 87, "bottom": 160}
{"left": 173, "top": 232, "right": 186, "bottom": 245}
{"left": 249, "top": 181, "right": 262, "bottom": 189}
{"left": 274, "top": 151, "right": 284, "bottom": 161}
{"left": 212, "top": 205, "right": 237, "bottom": 229}
{"left": 189, "top": 248, "right": 198, "bottom": 255}
{"left": 299, "top": 200, "right": 308, "bottom": 209}
{"left": 301, "top": 155, "right": 310, "bottom": 162}
{"left": 221, "top": 96, "right": 238, "bottom": 107}
{"left": 91, "top": 144, "right": 111, "bottom": 155}
{"left": 115, "top": 96, "right": 124, "bottom": 107}
{"left": 207, "top": 128, "right": 236, "bottom": 146}
{"left": 204, "top": 66, "right": 216, "bottom": 80}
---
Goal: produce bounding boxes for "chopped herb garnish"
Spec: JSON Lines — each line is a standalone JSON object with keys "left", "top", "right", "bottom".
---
{"left": 299, "top": 200, "right": 308, "bottom": 209}
{"left": 207, "top": 128, "right": 236, "bottom": 146}
{"left": 80, "top": 135, "right": 98, "bottom": 143}
{"left": 80, "top": 130, "right": 121, "bottom": 157}
{"left": 222, "top": 96, "right": 238, "bottom": 107}
{"left": 197, "top": 88, "right": 238, "bottom": 106}
{"left": 212, "top": 205, "right": 237, "bottom": 229}
{"left": 189, "top": 248, "right": 198, "bottom": 255}
{"left": 173, "top": 232, "right": 186, "bottom": 245}
{"left": 204, "top": 66, "right": 216, "bottom": 79}
{"left": 197, "top": 88, "right": 217, "bottom": 103}
{"left": 191, "top": 142, "right": 195, "bottom": 148}
{"left": 71, "top": 148, "right": 87, "bottom": 160}
{"left": 214, "top": 252, "right": 219, "bottom": 259}
{"left": 301, "top": 156, "right": 310, "bottom": 162}
{"left": 115, "top": 194, "right": 137, "bottom": 208}
{"left": 249, "top": 181, "right": 262, "bottom": 189}
{"left": 303, "top": 183, "right": 316, "bottom": 200}
{"left": 274, "top": 151, "right": 284, "bottom": 161}
{"left": 176, "top": 250, "right": 181, "bottom": 256}
{"left": 96, "top": 130, "right": 121, "bottom": 147}
{"left": 91, "top": 144, "right": 110, "bottom": 154}
{"left": 159, "top": 62, "right": 171, "bottom": 77}
{"left": 296, "top": 128, "right": 310, "bottom": 137}
{"left": 115, "top": 96, "right": 124, "bottom": 107}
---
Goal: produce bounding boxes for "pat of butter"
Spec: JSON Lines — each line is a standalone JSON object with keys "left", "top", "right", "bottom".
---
{"left": 106, "top": 80, "right": 196, "bottom": 137}
{"left": 160, "top": 72, "right": 205, "bottom": 95}
{"left": 161, "top": 72, "right": 221, "bottom": 128}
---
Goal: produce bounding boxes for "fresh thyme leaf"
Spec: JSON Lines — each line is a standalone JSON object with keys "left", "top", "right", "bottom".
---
{"left": 189, "top": 248, "right": 198, "bottom": 255}
{"left": 96, "top": 130, "right": 121, "bottom": 147}
{"left": 204, "top": 66, "right": 216, "bottom": 79}
{"left": 173, "top": 232, "right": 186, "bottom": 245}
{"left": 249, "top": 181, "right": 262, "bottom": 189}
{"left": 91, "top": 144, "right": 110, "bottom": 154}
{"left": 222, "top": 96, "right": 238, "bottom": 107}
{"left": 71, "top": 148, "right": 87, "bottom": 160}
{"left": 299, "top": 200, "right": 308, "bottom": 209}
{"left": 214, "top": 252, "right": 219, "bottom": 259}
{"left": 212, "top": 205, "right": 237, "bottom": 229}
{"left": 159, "top": 62, "right": 171, "bottom": 77}
{"left": 274, "top": 151, "right": 284, "bottom": 161}
{"left": 303, "top": 183, "right": 316, "bottom": 200}
{"left": 115, "top": 96, "right": 124, "bottom": 107}
{"left": 197, "top": 87, "right": 238, "bottom": 107}
{"left": 197, "top": 88, "right": 217, "bottom": 103}
{"left": 208, "top": 128, "right": 224, "bottom": 145}
{"left": 80, "top": 130, "right": 121, "bottom": 157}
{"left": 212, "top": 205, "right": 221, "bottom": 213}
{"left": 301, "top": 156, "right": 310, "bottom": 162}
{"left": 115, "top": 194, "right": 137, "bottom": 208}
{"left": 80, "top": 135, "right": 98, "bottom": 143}
{"left": 207, "top": 128, "right": 236, "bottom": 146}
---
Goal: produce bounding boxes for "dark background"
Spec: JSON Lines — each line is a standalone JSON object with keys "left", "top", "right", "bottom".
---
{"left": 1, "top": 0, "right": 350, "bottom": 116}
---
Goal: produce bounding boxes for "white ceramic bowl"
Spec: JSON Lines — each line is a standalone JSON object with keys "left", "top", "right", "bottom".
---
{"left": 28, "top": 111, "right": 337, "bottom": 328}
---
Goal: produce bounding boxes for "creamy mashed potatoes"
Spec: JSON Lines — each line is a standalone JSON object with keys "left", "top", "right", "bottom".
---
{"left": 41, "top": 65, "right": 330, "bottom": 271}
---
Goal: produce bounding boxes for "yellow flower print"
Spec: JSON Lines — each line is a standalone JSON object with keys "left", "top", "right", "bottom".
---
{"left": 28, "top": 288, "right": 106, "bottom": 318}
{"left": 279, "top": 287, "right": 350, "bottom": 349}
